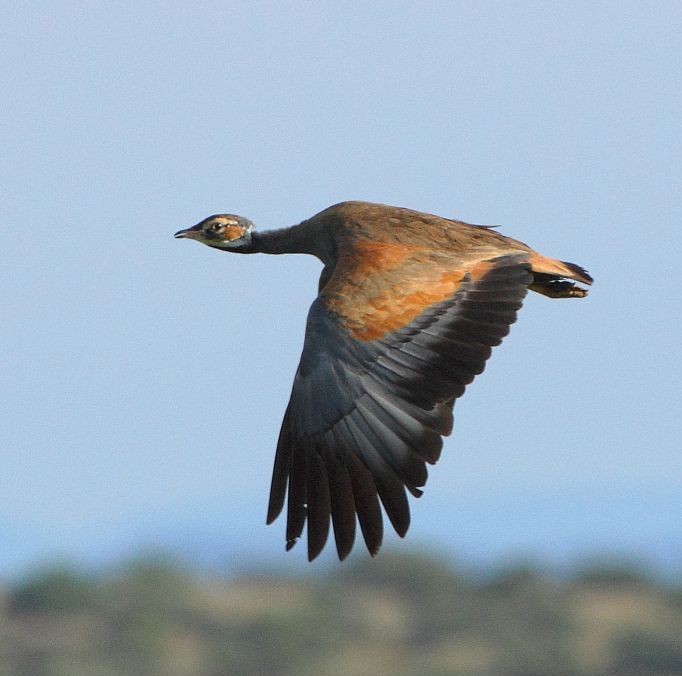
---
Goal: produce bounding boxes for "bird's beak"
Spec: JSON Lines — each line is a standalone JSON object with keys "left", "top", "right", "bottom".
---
{"left": 174, "top": 225, "right": 201, "bottom": 239}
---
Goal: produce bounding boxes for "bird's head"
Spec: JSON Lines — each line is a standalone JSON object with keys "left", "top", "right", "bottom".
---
{"left": 174, "top": 214, "right": 254, "bottom": 252}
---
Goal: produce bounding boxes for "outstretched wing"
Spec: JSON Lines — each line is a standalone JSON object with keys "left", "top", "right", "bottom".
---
{"left": 267, "top": 252, "right": 533, "bottom": 560}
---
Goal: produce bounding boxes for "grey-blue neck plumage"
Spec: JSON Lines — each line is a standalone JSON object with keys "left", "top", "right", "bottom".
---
{"left": 249, "top": 222, "right": 335, "bottom": 264}
{"left": 251, "top": 226, "right": 307, "bottom": 254}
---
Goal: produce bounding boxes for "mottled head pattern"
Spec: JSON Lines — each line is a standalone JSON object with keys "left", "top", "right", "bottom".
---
{"left": 174, "top": 214, "right": 254, "bottom": 251}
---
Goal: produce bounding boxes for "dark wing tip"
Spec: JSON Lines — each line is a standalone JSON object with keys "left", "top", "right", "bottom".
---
{"left": 266, "top": 504, "right": 282, "bottom": 526}
{"left": 336, "top": 546, "right": 352, "bottom": 561}
{"left": 305, "top": 451, "right": 331, "bottom": 561}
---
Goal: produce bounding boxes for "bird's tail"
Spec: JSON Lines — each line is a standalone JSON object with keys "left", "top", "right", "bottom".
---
{"left": 526, "top": 252, "right": 593, "bottom": 298}
{"left": 529, "top": 253, "right": 593, "bottom": 285}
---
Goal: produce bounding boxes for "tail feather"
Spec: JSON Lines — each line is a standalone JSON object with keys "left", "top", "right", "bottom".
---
{"left": 560, "top": 260, "right": 593, "bottom": 285}
{"left": 528, "top": 253, "right": 593, "bottom": 285}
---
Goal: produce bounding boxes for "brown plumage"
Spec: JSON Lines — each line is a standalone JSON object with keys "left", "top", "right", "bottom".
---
{"left": 175, "top": 201, "right": 593, "bottom": 561}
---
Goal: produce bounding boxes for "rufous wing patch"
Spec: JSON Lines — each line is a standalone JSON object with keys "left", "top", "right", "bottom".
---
{"left": 323, "top": 240, "right": 473, "bottom": 342}
{"left": 469, "top": 260, "right": 494, "bottom": 282}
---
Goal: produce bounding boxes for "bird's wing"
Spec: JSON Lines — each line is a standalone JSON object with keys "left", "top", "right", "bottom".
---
{"left": 267, "top": 248, "right": 532, "bottom": 561}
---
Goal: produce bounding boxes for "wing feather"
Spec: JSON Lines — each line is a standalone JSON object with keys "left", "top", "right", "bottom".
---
{"left": 305, "top": 446, "right": 331, "bottom": 561}
{"left": 355, "top": 398, "right": 427, "bottom": 492}
{"left": 357, "top": 392, "right": 441, "bottom": 467}
{"left": 322, "top": 440, "right": 356, "bottom": 560}
{"left": 284, "top": 433, "right": 308, "bottom": 550}
{"left": 344, "top": 445, "right": 383, "bottom": 555}
{"left": 266, "top": 412, "right": 292, "bottom": 525}
{"left": 268, "top": 253, "right": 532, "bottom": 559}
{"left": 343, "top": 410, "right": 411, "bottom": 536}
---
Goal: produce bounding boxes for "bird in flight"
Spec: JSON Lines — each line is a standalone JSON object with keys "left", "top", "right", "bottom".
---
{"left": 175, "top": 201, "right": 592, "bottom": 561}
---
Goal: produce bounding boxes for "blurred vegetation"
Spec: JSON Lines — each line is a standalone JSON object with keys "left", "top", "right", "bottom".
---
{"left": 0, "top": 551, "right": 681, "bottom": 676}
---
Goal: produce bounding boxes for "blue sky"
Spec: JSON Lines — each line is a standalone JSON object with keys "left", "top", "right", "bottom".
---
{"left": 1, "top": 2, "right": 680, "bottom": 577}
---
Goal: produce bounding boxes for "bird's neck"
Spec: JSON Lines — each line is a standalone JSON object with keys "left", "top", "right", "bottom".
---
{"left": 250, "top": 225, "right": 319, "bottom": 257}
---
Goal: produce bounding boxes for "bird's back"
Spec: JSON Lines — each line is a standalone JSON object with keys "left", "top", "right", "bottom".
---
{"left": 303, "top": 201, "right": 531, "bottom": 255}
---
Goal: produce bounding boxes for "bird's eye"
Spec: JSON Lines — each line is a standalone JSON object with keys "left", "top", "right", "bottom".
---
{"left": 210, "top": 223, "right": 223, "bottom": 233}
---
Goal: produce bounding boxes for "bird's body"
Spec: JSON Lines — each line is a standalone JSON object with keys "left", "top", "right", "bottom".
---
{"left": 175, "top": 201, "right": 592, "bottom": 561}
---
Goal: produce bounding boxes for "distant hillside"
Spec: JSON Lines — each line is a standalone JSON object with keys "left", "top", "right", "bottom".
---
{"left": 1, "top": 552, "right": 681, "bottom": 676}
